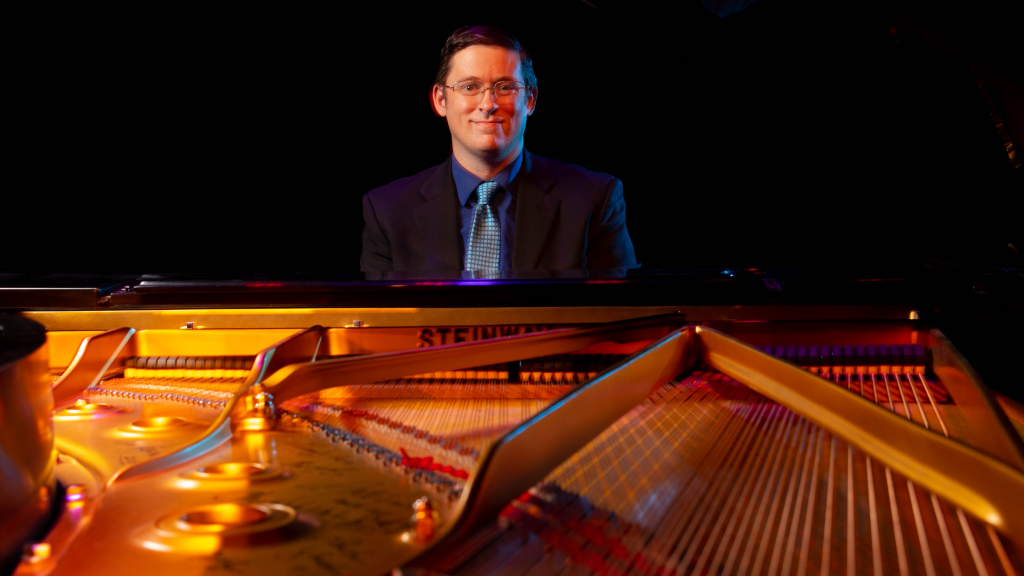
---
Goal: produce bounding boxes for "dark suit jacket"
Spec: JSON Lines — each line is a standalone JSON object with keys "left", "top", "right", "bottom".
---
{"left": 360, "top": 151, "right": 638, "bottom": 272}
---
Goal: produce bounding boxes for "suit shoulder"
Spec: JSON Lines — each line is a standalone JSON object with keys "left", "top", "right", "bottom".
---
{"left": 364, "top": 161, "right": 447, "bottom": 203}
{"left": 528, "top": 154, "right": 619, "bottom": 199}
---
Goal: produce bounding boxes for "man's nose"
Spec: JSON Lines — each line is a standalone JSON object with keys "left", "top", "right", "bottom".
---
{"left": 478, "top": 89, "right": 499, "bottom": 112}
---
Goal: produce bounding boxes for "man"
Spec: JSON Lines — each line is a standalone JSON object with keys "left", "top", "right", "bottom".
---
{"left": 360, "top": 25, "right": 637, "bottom": 273}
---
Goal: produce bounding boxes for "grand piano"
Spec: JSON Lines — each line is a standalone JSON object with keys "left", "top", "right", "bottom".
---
{"left": 2, "top": 265, "right": 1023, "bottom": 575}
{"left": 3, "top": 0, "right": 1021, "bottom": 572}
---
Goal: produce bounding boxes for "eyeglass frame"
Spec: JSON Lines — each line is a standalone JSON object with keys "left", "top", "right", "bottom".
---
{"left": 442, "top": 79, "right": 530, "bottom": 100}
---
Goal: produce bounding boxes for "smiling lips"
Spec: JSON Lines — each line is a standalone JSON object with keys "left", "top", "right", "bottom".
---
{"left": 472, "top": 120, "right": 504, "bottom": 132}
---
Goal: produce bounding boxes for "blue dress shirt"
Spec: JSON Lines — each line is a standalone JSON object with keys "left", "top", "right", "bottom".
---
{"left": 452, "top": 152, "right": 522, "bottom": 271}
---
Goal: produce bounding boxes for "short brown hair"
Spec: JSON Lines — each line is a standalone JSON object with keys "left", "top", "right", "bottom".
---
{"left": 435, "top": 25, "right": 537, "bottom": 89}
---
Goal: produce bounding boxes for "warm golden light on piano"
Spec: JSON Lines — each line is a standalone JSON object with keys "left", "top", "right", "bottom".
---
{"left": 3, "top": 308, "right": 1024, "bottom": 575}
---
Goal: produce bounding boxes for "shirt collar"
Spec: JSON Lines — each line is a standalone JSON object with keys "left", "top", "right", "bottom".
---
{"left": 452, "top": 150, "right": 523, "bottom": 207}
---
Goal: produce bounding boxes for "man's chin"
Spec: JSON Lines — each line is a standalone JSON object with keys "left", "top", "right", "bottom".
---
{"left": 453, "top": 135, "right": 520, "bottom": 160}
{"left": 469, "top": 139, "right": 509, "bottom": 155}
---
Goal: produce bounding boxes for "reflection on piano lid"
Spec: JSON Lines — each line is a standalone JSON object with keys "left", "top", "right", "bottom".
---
{"left": 3, "top": 263, "right": 1021, "bottom": 309}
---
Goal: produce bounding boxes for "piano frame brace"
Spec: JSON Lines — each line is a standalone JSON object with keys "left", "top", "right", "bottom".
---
{"left": 695, "top": 326, "right": 1024, "bottom": 548}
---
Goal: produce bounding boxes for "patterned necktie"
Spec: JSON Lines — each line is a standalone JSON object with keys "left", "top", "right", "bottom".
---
{"left": 465, "top": 181, "right": 501, "bottom": 271}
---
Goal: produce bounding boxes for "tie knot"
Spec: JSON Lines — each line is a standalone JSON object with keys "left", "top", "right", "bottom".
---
{"left": 475, "top": 181, "right": 499, "bottom": 205}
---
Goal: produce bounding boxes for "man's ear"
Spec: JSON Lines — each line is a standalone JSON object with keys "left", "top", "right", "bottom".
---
{"left": 526, "top": 87, "right": 538, "bottom": 116}
{"left": 430, "top": 84, "right": 448, "bottom": 118}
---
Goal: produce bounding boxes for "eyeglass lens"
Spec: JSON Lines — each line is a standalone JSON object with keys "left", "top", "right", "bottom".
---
{"left": 452, "top": 81, "right": 522, "bottom": 98}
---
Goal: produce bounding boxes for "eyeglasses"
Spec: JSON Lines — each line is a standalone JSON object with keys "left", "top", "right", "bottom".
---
{"left": 444, "top": 80, "right": 527, "bottom": 100}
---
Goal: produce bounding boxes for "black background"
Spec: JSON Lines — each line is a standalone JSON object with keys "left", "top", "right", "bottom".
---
{"left": 4, "top": 0, "right": 1022, "bottom": 273}
{"left": 2, "top": 0, "right": 1023, "bottom": 402}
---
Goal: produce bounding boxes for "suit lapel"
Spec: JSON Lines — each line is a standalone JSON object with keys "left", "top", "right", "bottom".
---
{"left": 512, "top": 151, "right": 561, "bottom": 269}
{"left": 414, "top": 157, "right": 462, "bottom": 271}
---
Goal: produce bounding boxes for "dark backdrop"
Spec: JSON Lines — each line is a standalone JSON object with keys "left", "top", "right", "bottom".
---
{"left": 5, "top": 0, "right": 1021, "bottom": 273}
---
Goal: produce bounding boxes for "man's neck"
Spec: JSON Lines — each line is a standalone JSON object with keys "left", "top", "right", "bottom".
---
{"left": 452, "top": 144, "right": 522, "bottom": 181}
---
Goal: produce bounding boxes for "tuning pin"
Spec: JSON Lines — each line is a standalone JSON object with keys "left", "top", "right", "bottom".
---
{"left": 411, "top": 497, "right": 439, "bottom": 541}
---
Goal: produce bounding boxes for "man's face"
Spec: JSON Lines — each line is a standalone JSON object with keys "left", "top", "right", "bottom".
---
{"left": 432, "top": 45, "right": 537, "bottom": 162}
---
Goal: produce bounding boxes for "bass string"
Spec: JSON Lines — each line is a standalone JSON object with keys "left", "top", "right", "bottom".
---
{"left": 652, "top": 386, "right": 771, "bottom": 568}
{"left": 701, "top": 403, "right": 798, "bottom": 576}
{"left": 668, "top": 398, "right": 791, "bottom": 573}
{"left": 545, "top": 375, "right": 706, "bottom": 522}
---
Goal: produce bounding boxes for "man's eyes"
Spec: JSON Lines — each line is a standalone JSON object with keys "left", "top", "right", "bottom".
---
{"left": 459, "top": 82, "right": 483, "bottom": 92}
{"left": 495, "top": 84, "right": 518, "bottom": 93}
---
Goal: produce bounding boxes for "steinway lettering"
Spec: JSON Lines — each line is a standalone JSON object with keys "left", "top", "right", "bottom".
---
{"left": 417, "top": 326, "right": 553, "bottom": 346}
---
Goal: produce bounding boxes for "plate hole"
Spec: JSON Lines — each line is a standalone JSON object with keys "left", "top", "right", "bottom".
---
{"left": 181, "top": 504, "right": 269, "bottom": 529}
{"left": 132, "top": 417, "right": 187, "bottom": 429}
